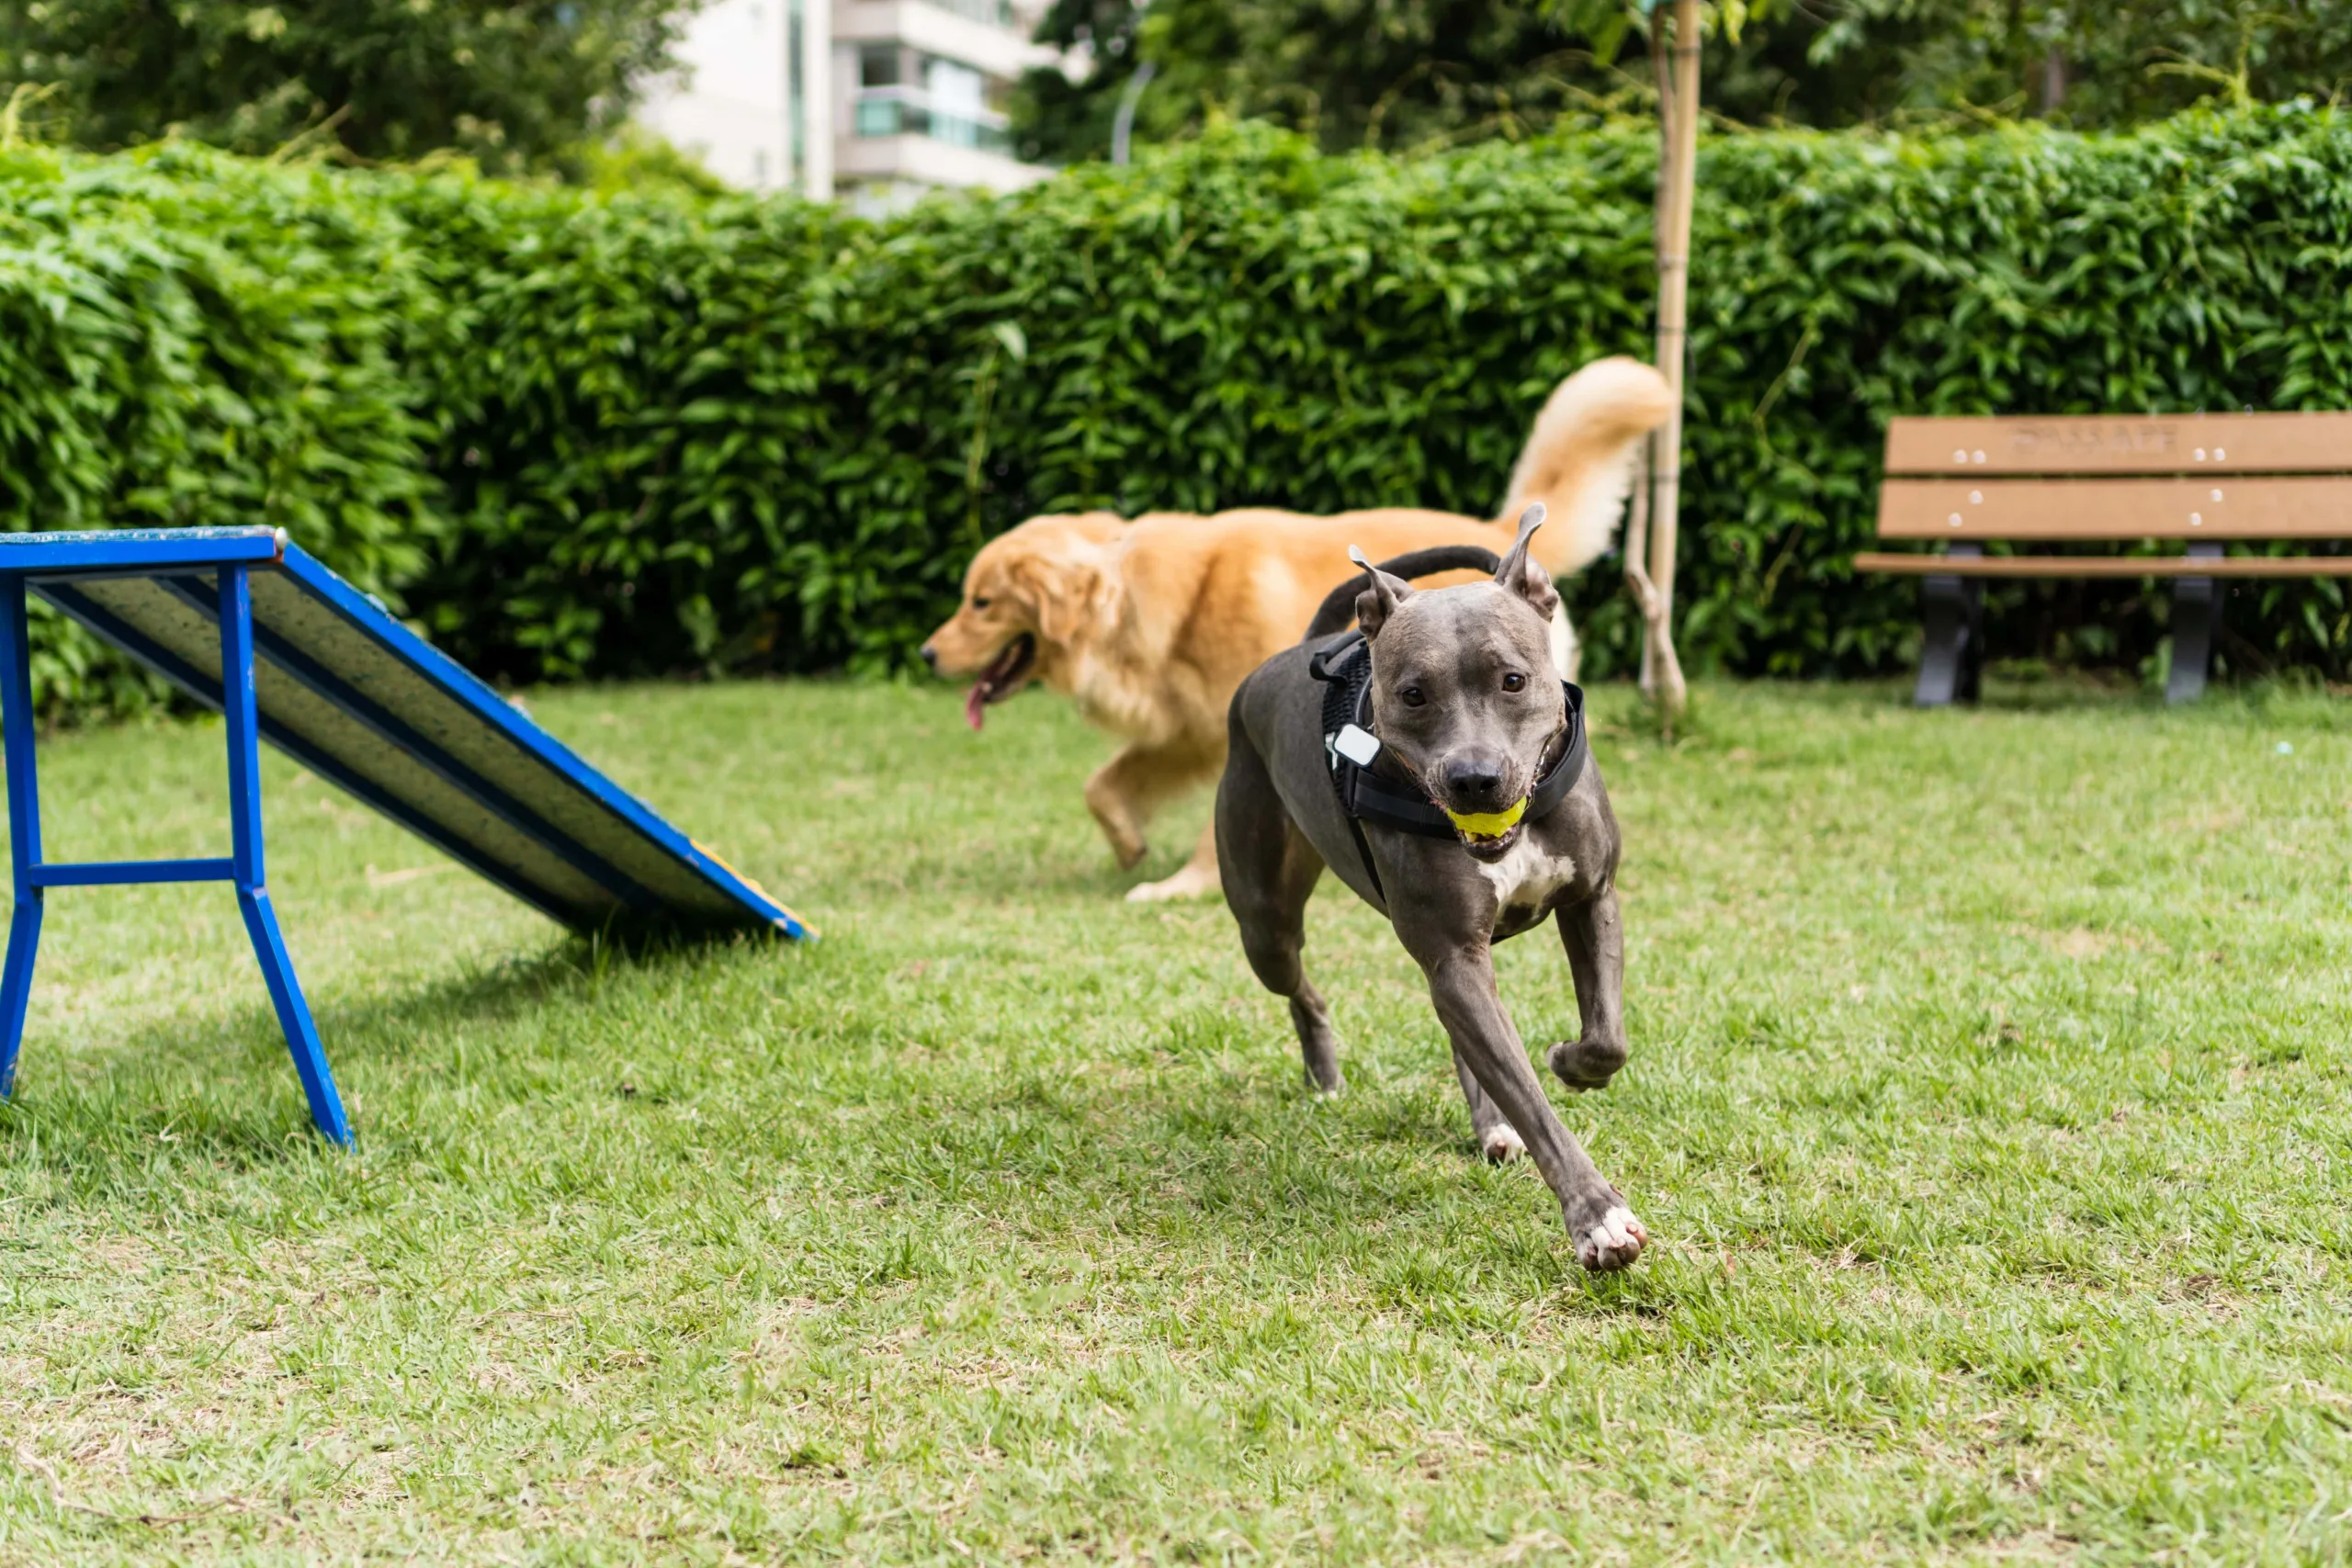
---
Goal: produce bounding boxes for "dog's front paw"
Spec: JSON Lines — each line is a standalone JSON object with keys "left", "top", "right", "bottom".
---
{"left": 1568, "top": 1197, "right": 1647, "bottom": 1272}
{"left": 1480, "top": 1123, "right": 1526, "bottom": 1164}
{"left": 1546, "top": 1036, "right": 1627, "bottom": 1092}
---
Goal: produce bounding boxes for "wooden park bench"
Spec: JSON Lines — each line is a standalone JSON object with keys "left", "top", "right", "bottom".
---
{"left": 1854, "top": 412, "right": 2352, "bottom": 705}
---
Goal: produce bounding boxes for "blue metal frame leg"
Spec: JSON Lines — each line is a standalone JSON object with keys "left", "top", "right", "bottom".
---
{"left": 0, "top": 578, "right": 43, "bottom": 1099}
{"left": 220, "top": 567, "right": 350, "bottom": 1145}
{"left": 0, "top": 550, "right": 360, "bottom": 1143}
{"left": 0, "top": 900, "right": 43, "bottom": 1099}
{"left": 235, "top": 887, "right": 345, "bottom": 1143}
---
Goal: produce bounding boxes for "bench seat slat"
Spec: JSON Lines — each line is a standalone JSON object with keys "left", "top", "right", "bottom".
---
{"left": 1886, "top": 413, "right": 2352, "bottom": 475}
{"left": 1879, "top": 477, "right": 2352, "bottom": 540}
{"left": 1854, "top": 552, "right": 2352, "bottom": 578}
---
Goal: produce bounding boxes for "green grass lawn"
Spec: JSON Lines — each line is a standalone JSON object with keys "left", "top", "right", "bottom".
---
{"left": 3, "top": 675, "right": 2350, "bottom": 1564}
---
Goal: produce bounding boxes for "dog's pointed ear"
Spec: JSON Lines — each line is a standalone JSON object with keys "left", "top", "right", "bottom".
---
{"left": 1494, "top": 502, "right": 1559, "bottom": 619}
{"left": 1349, "top": 546, "right": 1414, "bottom": 640}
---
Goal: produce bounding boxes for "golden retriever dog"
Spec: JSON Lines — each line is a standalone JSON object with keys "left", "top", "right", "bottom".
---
{"left": 921, "top": 355, "right": 1675, "bottom": 901}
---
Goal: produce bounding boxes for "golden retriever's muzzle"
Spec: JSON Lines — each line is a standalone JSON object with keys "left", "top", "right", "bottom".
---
{"left": 963, "top": 634, "right": 1036, "bottom": 730}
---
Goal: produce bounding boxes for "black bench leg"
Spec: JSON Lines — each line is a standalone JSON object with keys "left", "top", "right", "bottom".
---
{"left": 1915, "top": 546, "right": 1984, "bottom": 707}
{"left": 2166, "top": 544, "right": 2222, "bottom": 705}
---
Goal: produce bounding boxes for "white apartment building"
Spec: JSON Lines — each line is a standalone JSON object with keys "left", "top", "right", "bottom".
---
{"left": 635, "top": 0, "right": 1068, "bottom": 210}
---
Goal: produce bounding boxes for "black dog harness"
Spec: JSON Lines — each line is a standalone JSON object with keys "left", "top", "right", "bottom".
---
{"left": 1305, "top": 628, "right": 1589, "bottom": 900}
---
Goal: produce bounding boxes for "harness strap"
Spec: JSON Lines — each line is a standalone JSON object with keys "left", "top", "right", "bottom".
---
{"left": 1309, "top": 632, "right": 1391, "bottom": 898}
{"left": 1306, "top": 631, "right": 1589, "bottom": 900}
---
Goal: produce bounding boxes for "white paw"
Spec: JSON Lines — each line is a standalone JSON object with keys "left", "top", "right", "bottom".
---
{"left": 1481, "top": 1125, "right": 1526, "bottom": 1164}
{"left": 1125, "top": 867, "right": 1219, "bottom": 903}
{"left": 1575, "top": 1205, "right": 1648, "bottom": 1272}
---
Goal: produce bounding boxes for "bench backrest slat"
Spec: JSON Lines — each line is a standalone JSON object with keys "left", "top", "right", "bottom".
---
{"left": 1885, "top": 413, "right": 2352, "bottom": 476}
{"left": 1879, "top": 476, "right": 2352, "bottom": 541}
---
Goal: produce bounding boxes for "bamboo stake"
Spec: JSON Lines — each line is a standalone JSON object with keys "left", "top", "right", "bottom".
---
{"left": 1622, "top": 5, "right": 1671, "bottom": 697}
{"left": 1644, "top": 0, "right": 1701, "bottom": 716}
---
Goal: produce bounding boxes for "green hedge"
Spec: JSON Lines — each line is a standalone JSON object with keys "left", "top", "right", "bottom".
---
{"left": 0, "top": 147, "right": 442, "bottom": 718}
{"left": 4, "top": 106, "right": 2351, "bottom": 719}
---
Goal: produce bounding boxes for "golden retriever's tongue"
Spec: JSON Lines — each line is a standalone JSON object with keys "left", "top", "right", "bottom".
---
{"left": 965, "top": 682, "right": 989, "bottom": 731}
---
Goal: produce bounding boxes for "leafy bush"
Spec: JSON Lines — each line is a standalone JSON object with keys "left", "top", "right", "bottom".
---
{"left": 0, "top": 141, "right": 439, "bottom": 718}
{"left": 4, "top": 105, "right": 2351, "bottom": 720}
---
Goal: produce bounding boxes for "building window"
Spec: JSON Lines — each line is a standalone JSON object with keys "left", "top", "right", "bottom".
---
{"left": 925, "top": 59, "right": 984, "bottom": 118}
{"left": 850, "top": 53, "right": 1012, "bottom": 152}
{"left": 924, "top": 58, "right": 982, "bottom": 148}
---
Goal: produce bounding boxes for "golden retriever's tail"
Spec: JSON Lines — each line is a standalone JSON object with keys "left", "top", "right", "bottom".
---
{"left": 1496, "top": 356, "right": 1677, "bottom": 580}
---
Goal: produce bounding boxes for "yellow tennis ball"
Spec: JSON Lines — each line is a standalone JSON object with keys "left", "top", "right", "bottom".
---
{"left": 1442, "top": 797, "right": 1528, "bottom": 839}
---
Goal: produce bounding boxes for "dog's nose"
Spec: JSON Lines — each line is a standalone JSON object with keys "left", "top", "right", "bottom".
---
{"left": 919, "top": 643, "right": 939, "bottom": 671}
{"left": 1442, "top": 755, "right": 1510, "bottom": 808}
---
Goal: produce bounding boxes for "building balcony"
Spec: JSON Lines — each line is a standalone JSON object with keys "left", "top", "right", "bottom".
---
{"left": 834, "top": 0, "right": 1057, "bottom": 82}
{"left": 851, "top": 88, "right": 1012, "bottom": 153}
{"left": 836, "top": 128, "right": 1049, "bottom": 195}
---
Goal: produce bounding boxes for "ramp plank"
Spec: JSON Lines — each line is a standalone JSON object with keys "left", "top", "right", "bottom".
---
{"left": 15, "top": 529, "right": 805, "bottom": 939}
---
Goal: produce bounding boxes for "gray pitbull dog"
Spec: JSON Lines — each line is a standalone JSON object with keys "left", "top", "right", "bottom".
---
{"left": 1215, "top": 504, "right": 1647, "bottom": 1272}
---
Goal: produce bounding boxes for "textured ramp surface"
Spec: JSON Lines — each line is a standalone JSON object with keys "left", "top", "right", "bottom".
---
{"left": 31, "top": 533, "right": 804, "bottom": 937}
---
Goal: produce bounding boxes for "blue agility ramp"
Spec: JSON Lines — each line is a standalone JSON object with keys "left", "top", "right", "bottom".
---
{"left": 0, "top": 527, "right": 808, "bottom": 1144}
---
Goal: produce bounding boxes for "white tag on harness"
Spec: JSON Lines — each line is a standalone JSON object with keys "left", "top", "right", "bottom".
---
{"left": 1333, "top": 724, "right": 1381, "bottom": 766}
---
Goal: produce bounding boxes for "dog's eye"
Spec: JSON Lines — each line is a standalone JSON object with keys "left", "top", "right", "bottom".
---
{"left": 971, "top": 596, "right": 991, "bottom": 611}
{"left": 1501, "top": 672, "right": 1526, "bottom": 693}
{"left": 1399, "top": 686, "right": 1425, "bottom": 707}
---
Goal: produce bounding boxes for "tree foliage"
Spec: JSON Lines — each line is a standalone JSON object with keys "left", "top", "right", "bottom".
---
{"left": 1012, "top": 0, "right": 2352, "bottom": 163}
{"left": 0, "top": 0, "right": 690, "bottom": 170}
{"left": 1775, "top": 0, "right": 2352, "bottom": 127}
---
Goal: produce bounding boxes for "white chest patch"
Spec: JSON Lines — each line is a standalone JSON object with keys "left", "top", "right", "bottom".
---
{"left": 1474, "top": 835, "right": 1577, "bottom": 918}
